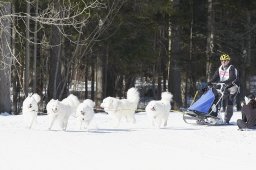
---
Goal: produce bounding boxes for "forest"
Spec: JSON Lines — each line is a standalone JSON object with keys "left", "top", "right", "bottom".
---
{"left": 0, "top": 0, "right": 256, "bottom": 114}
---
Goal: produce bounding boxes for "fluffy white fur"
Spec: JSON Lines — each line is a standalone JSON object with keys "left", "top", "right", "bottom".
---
{"left": 22, "top": 93, "right": 41, "bottom": 129}
{"left": 76, "top": 99, "right": 95, "bottom": 129}
{"left": 145, "top": 92, "right": 173, "bottom": 128}
{"left": 46, "top": 94, "right": 80, "bottom": 130}
{"left": 100, "top": 87, "right": 140, "bottom": 127}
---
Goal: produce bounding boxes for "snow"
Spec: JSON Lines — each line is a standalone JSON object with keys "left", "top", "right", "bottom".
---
{"left": 0, "top": 111, "right": 255, "bottom": 170}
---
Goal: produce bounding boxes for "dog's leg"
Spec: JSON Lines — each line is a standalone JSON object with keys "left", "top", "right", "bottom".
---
{"left": 156, "top": 118, "right": 162, "bottom": 128}
{"left": 62, "top": 116, "right": 70, "bottom": 131}
{"left": 29, "top": 114, "right": 36, "bottom": 129}
{"left": 163, "top": 119, "right": 168, "bottom": 127}
{"left": 61, "top": 121, "right": 65, "bottom": 131}
{"left": 124, "top": 114, "right": 128, "bottom": 122}
{"left": 62, "top": 119, "right": 67, "bottom": 131}
{"left": 80, "top": 120, "right": 83, "bottom": 130}
{"left": 132, "top": 115, "right": 136, "bottom": 124}
{"left": 84, "top": 121, "right": 89, "bottom": 129}
{"left": 127, "top": 113, "right": 136, "bottom": 124}
{"left": 163, "top": 114, "right": 169, "bottom": 127}
{"left": 85, "top": 120, "right": 89, "bottom": 129}
{"left": 48, "top": 115, "right": 56, "bottom": 130}
{"left": 29, "top": 122, "right": 33, "bottom": 129}
{"left": 151, "top": 118, "right": 155, "bottom": 127}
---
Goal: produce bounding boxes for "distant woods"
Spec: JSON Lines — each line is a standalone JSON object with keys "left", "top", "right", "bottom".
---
{"left": 1, "top": 0, "right": 256, "bottom": 114}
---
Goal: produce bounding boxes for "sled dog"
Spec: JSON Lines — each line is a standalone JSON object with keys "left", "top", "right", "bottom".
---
{"left": 22, "top": 93, "right": 41, "bottom": 129}
{"left": 145, "top": 92, "right": 173, "bottom": 128}
{"left": 47, "top": 94, "right": 80, "bottom": 130}
{"left": 100, "top": 88, "right": 140, "bottom": 126}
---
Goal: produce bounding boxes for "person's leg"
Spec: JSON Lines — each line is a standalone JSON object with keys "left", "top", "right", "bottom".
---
{"left": 225, "top": 105, "right": 233, "bottom": 124}
{"left": 224, "top": 93, "right": 236, "bottom": 124}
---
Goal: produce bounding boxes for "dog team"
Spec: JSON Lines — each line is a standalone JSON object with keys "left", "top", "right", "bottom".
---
{"left": 22, "top": 87, "right": 173, "bottom": 130}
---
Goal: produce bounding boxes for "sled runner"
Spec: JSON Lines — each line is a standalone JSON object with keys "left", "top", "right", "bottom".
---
{"left": 182, "top": 83, "right": 226, "bottom": 125}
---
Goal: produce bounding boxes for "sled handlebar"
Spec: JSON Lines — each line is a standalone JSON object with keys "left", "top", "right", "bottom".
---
{"left": 211, "top": 82, "right": 226, "bottom": 94}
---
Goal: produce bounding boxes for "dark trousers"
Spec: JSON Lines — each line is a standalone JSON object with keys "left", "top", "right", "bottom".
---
{"left": 223, "top": 90, "right": 237, "bottom": 123}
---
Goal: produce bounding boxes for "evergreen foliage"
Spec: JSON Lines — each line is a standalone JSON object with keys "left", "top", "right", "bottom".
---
{"left": 1, "top": 0, "right": 256, "bottom": 113}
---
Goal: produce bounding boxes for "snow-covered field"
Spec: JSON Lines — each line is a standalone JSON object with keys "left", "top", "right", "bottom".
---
{"left": 0, "top": 111, "right": 255, "bottom": 170}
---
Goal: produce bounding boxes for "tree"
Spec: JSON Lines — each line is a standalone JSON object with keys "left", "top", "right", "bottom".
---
{"left": 206, "top": 0, "right": 214, "bottom": 81}
{"left": 0, "top": 2, "right": 12, "bottom": 113}
{"left": 32, "top": 0, "right": 38, "bottom": 93}
{"left": 24, "top": 0, "right": 30, "bottom": 96}
{"left": 168, "top": 0, "right": 182, "bottom": 108}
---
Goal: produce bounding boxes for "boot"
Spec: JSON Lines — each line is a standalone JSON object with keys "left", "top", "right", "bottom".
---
{"left": 224, "top": 105, "right": 233, "bottom": 124}
{"left": 237, "top": 119, "right": 247, "bottom": 129}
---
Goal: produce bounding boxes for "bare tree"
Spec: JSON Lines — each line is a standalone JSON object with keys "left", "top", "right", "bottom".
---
{"left": 32, "top": 0, "right": 38, "bottom": 93}
{"left": 24, "top": 0, "right": 30, "bottom": 96}
{"left": 0, "top": 2, "right": 12, "bottom": 113}
{"left": 0, "top": 0, "right": 127, "bottom": 112}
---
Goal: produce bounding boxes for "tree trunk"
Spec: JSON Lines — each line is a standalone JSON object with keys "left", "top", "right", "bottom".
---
{"left": 206, "top": 0, "right": 214, "bottom": 81}
{"left": 103, "top": 44, "right": 109, "bottom": 98}
{"left": 47, "top": 1, "right": 68, "bottom": 101}
{"left": 11, "top": 0, "right": 18, "bottom": 114}
{"left": 246, "top": 11, "right": 251, "bottom": 68}
{"left": 84, "top": 58, "right": 88, "bottom": 99}
{"left": 0, "top": 3, "right": 12, "bottom": 113}
{"left": 185, "top": 0, "right": 194, "bottom": 107}
{"left": 24, "top": 0, "right": 30, "bottom": 96}
{"left": 32, "top": 0, "right": 38, "bottom": 93}
{"left": 96, "top": 49, "right": 103, "bottom": 107}
{"left": 168, "top": 0, "right": 182, "bottom": 108}
{"left": 157, "top": 50, "right": 162, "bottom": 100}
{"left": 48, "top": 24, "right": 66, "bottom": 100}
{"left": 106, "top": 68, "right": 116, "bottom": 97}
{"left": 91, "top": 58, "right": 95, "bottom": 100}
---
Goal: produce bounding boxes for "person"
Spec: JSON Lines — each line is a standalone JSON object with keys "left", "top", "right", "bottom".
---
{"left": 194, "top": 80, "right": 208, "bottom": 101}
{"left": 208, "top": 53, "right": 239, "bottom": 124}
{"left": 237, "top": 94, "right": 256, "bottom": 130}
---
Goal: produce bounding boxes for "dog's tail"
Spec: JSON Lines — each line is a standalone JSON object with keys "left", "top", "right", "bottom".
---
{"left": 83, "top": 99, "right": 95, "bottom": 108}
{"left": 63, "top": 94, "right": 80, "bottom": 108}
{"left": 32, "top": 93, "right": 41, "bottom": 103}
{"left": 127, "top": 87, "right": 140, "bottom": 104}
{"left": 161, "top": 92, "right": 173, "bottom": 102}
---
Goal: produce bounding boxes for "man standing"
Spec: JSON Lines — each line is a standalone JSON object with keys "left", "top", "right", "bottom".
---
{"left": 208, "top": 53, "right": 239, "bottom": 124}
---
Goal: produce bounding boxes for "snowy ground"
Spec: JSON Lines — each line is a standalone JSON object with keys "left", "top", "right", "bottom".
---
{"left": 0, "top": 111, "right": 255, "bottom": 170}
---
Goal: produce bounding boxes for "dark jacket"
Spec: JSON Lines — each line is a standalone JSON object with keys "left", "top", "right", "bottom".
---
{"left": 209, "top": 64, "right": 238, "bottom": 87}
{"left": 241, "top": 105, "right": 256, "bottom": 128}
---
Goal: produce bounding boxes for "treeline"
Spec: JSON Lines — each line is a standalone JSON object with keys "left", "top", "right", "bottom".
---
{"left": 0, "top": 0, "right": 256, "bottom": 114}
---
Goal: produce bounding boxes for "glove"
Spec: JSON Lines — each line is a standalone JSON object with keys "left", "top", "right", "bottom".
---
{"left": 223, "top": 84, "right": 227, "bottom": 88}
{"left": 219, "top": 84, "right": 228, "bottom": 92}
{"left": 207, "top": 82, "right": 213, "bottom": 87}
{"left": 215, "top": 84, "right": 221, "bottom": 89}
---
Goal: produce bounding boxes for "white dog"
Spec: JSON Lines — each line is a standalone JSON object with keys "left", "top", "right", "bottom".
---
{"left": 22, "top": 93, "right": 41, "bottom": 129}
{"left": 76, "top": 99, "right": 95, "bottom": 129}
{"left": 46, "top": 94, "right": 80, "bottom": 130}
{"left": 100, "top": 87, "right": 140, "bottom": 127}
{"left": 145, "top": 92, "right": 173, "bottom": 128}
